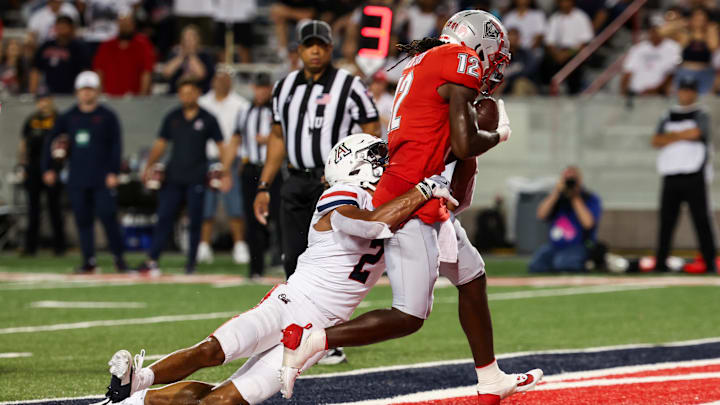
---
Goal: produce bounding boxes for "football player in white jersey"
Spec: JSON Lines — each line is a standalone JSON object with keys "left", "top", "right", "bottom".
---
{"left": 101, "top": 133, "right": 458, "bottom": 405}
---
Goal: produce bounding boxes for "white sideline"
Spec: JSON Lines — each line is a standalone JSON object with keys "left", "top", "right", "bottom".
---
{"left": 30, "top": 301, "right": 147, "bottom": 309}
{"left": 4, "top": 338, "right": 720, "bottom": 404}
{"left": 0, "top": 311, "right": 237, "bottom": 335}
{"left": 0, "top": 352, "right": 32, "bottom": 358}
{"left": 1, "top": 285, "right": 664, "bottom": 335}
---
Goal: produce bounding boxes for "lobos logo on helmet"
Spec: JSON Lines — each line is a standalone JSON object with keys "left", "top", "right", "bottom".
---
{"left": 484, "top": 21, "right": 500, "bottom": 39}
{"left": 334, "top": 143, "right": 351, "bottom": 164}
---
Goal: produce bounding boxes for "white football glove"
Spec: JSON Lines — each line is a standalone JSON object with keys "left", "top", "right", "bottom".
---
{"left": 496, "top": 99, "right": 511, "bottom": 143}
{"left": 416, "top": 175, "right": 459, "bottom": 206}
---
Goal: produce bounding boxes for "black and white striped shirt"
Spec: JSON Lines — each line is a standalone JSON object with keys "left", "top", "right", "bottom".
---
{"left": 272, "top": 66, "right": 378, "bottom": 169}
{"left": 236, "top": 103, "right": 273, "bottom": 165}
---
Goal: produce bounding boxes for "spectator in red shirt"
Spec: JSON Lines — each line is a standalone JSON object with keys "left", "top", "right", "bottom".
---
{"left": 93, "top": 14, "right": 156, "bottom": 96}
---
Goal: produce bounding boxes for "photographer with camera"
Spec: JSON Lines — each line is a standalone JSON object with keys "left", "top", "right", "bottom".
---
{"left": 529, "top": 166, "right": 602, "bottom": 273}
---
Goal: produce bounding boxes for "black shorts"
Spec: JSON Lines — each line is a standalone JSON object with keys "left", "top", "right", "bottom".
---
{"left": 214, "top": 22, "right": 253, "bottom": 48}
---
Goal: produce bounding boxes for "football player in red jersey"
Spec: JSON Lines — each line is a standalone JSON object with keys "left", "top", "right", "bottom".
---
{"left": 281, "top": 10, "right": 542, "bottom": 404}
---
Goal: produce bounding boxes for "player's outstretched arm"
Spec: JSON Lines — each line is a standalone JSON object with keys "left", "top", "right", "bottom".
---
{"left": 441, "top": 83, "right": 500, "bottom": 159}
{"left": 315, "top": 177, "right": 456, "bottom": 234}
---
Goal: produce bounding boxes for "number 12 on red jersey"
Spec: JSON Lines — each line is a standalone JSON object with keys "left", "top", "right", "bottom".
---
{"left": 388, "top": 71, "right": 414, "bottom": 133}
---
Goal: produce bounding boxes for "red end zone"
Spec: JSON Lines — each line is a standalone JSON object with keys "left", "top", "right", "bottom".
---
{"left": 396, "top": 361, "right": 720, "bottom": 405}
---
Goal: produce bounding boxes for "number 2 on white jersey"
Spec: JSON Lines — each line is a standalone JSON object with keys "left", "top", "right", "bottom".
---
{"left": 388, "top": 71, "right": 414, "bottom": 133}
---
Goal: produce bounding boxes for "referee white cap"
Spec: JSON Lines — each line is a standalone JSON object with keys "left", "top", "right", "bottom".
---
{"left": 298, "top": 19, "right": 333, "bottom": 45}
{"left": 75, "top": 71, "right": 101, "bottom": 90}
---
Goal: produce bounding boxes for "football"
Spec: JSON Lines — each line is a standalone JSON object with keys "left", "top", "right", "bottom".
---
{"left": 474, "top": 97, "right": 499, "bottom": 131}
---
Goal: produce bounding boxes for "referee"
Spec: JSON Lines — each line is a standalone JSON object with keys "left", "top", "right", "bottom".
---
{"left": 253, "top": 20, "right": 380, "bottom": 278}
{"left": 651, "top": 77, "right": 716, "bottom": 273}
{"left": 227, "top": 73, "right": 282, "bottom": 278}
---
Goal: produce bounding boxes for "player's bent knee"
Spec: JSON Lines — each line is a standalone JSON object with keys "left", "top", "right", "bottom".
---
{"left": 195, "top": 336, "right": 226, "bottom": 367}
{"left": 390, "top": 308, "right": 424, "bottom": 335}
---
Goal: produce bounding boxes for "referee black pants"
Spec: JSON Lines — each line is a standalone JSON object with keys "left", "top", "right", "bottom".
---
{"left": 656, "top": 171, "right": 717, "bottom": 271}
{"left": 241, "top": 163, "right": 282, "bottom": 277}
{"left": 280, "top": 172, "right": 325, "bottom": 278}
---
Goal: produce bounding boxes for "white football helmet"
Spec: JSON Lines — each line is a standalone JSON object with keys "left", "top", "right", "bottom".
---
{"left": 439, "top": 10, "right": 510, "bottom": 94}
{"left": 325, "top": 133, "right": 388, "bottom": 190}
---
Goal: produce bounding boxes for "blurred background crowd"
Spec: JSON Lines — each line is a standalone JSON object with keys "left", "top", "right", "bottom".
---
{"left": 1, "top": 0, "right": 719, "bottom": 98}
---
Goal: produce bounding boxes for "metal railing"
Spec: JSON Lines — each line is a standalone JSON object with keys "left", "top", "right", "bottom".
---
{"left": 550, "top": 0, "right": 647, "bottom": 95}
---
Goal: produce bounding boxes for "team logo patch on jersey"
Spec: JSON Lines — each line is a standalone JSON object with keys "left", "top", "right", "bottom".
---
{"left": 484, "top": 21, "right": 500, "bottom": 39}
{"left": 194, "top": 119, "right": 204, "bottom": 131}
{"left": 278, "top": 294, "right": 291, "bottom": 304}
{"left": 334, "top": 143, "right": 351, "bottom": 164}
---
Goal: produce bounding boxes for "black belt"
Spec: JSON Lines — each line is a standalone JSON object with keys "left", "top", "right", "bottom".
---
{"left": 287, "top": 165, "right": 324, "bottom": 179}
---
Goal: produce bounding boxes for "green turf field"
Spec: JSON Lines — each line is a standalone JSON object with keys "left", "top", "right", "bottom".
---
{"left": 1, "top": 253, "right": 719, "bottom": 402}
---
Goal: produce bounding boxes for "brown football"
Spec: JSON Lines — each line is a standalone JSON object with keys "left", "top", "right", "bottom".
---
{"left": 474, "top": 97, "right": 499, "bottom": 131}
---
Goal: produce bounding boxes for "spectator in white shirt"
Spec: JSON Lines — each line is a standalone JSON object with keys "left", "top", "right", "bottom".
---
{"left": 541, "top": 0, "right": 594, "bottom": 94}
{"left": 27, "top": 0, "right": 79, "bottom": 43}
{"left": 621, "top": 23, "right": 681, "bottom": 96}
{"left": 503, "top": 0, "right": 547, "bottom": 52}
{"left": 214, "top": 0, "right": 257, "bottom": 64}
{"left": 197, "top": 69, "right": 252, "bottom": 265}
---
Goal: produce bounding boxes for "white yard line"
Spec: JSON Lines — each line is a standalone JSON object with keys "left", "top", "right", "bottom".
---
{"left": 30, "top": 301, "right": 147, "bottom": 309}
{"left": 0, "top": 352, "right": 32, "bottom": 358}
{"left": 357, "top": 284, "right": 665, "bottom": 308}
{"left": 2, "top": 284, "right": 663, "bottom": 335}
{"left": 0, "top": 311, "right": 237, "bottom": 335}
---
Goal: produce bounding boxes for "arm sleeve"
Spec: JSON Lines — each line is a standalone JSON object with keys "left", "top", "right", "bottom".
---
{"left": 440, "top": 45, "right": 483, "bottom": 91}
{"left": 235, "top": 105, "right": 248, "bottom": 136}
{"left": 348, "top": 76, "right": 379, "bottom": 124}
{"left": 159, "top": 115, "right": 172, "bottom": 140}
{"left": 545, "top": 17, "right": 558, "bottom": 46}
{"left": 143, "top": 38, "right": 157, "bottom": 71}
{"left": 207, "top": 115, "right": 223, "bottom": 143}
{"left": 622, "top": 47, "right": 638, "bottom": 72}
{"left": 577, "top": 12, "right": 595, "bottom": 44}
{"left": 271, "top": 78, "right": 284, "bottom": 124}
{"left": 587, "top": 194, "right": 602, "bottom": 222}
{"left": 655, "top": 115, "right": 668, "bottom": 135}
{"left": 330, "top": 210, "right": 394, "bottom": 239}
{"left": 109, "top": 112, "right": 122, "bottom": 174}
{"left": 316, "top": 185, "right": 361, "bottom": 217}
{"left": 696, "top": 111, "right": 711, "bottom": 142}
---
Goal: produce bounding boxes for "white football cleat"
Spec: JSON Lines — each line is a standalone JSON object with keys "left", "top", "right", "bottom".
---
{"left": 279, "top": 323, "right": 326, "bottom": 399}
{"left": 476, "top": 368, "right": 543, "bottom": 405}
{"left": 105, "top": 349, "right": 145, "bottom": 403}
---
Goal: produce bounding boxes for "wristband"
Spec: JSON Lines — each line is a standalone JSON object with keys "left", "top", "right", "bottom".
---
{"left": 257, "top": 181, "right": 270, "bottom": 192}
{"left": 415, "top": 180, "right": 432, "bottom": 201}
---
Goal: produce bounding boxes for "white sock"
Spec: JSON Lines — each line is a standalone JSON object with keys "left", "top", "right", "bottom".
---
{"left": 135, "top": 368, "right": 155, "bottom": 392}
{"left": 475, "top": 359, "right": 505, "bottom": 385}
{"left": 122, "top": 388, "right": 148, "bottom": 405}
{"left": 310, "top": 329, "right": 328, "bottom": 352}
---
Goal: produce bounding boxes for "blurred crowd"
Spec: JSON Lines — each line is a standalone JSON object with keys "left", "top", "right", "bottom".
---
{"left": 1, "top": 0, "right": 719, "bottom": 98}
